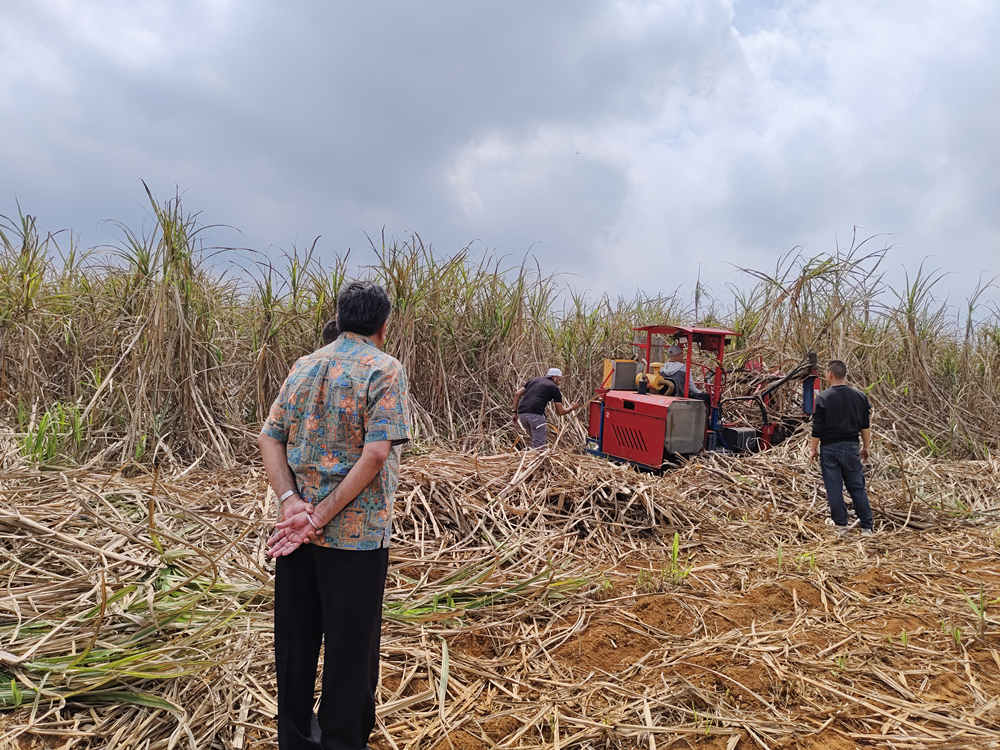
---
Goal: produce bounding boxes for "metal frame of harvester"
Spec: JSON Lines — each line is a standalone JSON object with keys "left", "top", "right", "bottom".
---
{"left": 585, "top": 325, "right": 820, "bottom": 470}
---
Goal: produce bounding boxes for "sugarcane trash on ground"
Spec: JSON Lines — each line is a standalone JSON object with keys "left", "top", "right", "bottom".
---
{"left": 2, "top": 433, "right": 999, "bottom": 749}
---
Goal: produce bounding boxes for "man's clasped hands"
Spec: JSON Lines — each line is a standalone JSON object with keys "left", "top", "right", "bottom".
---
{"left": 267, "top": 496, "right": 320, "bottom": 558}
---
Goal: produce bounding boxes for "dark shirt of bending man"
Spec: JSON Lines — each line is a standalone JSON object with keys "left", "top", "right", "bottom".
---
{"left": 258, "top": 281, "right": 411, "bottom": 750}
{"left": 810, "top": 359, "right": 874, "bottom": 537}
{"left": 512, "top": 368, "right": 582, "bottom": 449}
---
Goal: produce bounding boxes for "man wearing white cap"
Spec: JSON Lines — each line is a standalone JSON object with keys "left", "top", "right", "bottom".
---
{"left": 512, "top": 368, "right": 581, "bottom": 448}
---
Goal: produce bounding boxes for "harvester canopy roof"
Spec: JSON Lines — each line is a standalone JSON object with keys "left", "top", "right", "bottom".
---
{"left": 633, "top": 324, "right": 740, "bottom": 337}
{"left": 632, "top": 324, "right": 740, "bottom": 348}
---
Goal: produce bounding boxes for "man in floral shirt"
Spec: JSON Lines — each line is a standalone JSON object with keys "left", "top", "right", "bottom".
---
{"left": 258, "top": 281, "right": 410, "bottom": 750}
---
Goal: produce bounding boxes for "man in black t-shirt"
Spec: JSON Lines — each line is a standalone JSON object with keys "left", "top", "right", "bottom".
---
{"left": 512, "top": 368, "right": 582, "bottom": 448}
{"left": 810, "top": 359, "right": 874, "bottom": 537}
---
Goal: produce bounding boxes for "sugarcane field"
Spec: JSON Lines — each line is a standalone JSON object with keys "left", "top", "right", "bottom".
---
{"left": 1, "top": 199, "right": 998, "bottom": 750}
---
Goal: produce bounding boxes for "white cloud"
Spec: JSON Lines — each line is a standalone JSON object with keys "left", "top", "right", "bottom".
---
{"left": 0, "top": 0, "right": 996, "bottom": 309}
{"left": 577, "top": 0, "right": 1000, "bottom": 300}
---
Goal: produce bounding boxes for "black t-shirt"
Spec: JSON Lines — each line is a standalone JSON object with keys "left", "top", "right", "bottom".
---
{"left": 517, "top": 376, "right": 563, "bottom": 415}
{"left": 811, "top": 385, "right": 871, "bottom": 444}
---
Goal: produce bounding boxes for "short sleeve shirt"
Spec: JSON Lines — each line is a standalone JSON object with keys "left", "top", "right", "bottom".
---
{"left": 261, "top": 332, "right": 411, "bottom": 549}
{"left": 517, "top": 376, "right": 563, "bottom": 415}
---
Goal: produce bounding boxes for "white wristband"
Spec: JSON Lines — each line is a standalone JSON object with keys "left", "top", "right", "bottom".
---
{"left": 278, "top": 489, "right": 297, "bottom": 502}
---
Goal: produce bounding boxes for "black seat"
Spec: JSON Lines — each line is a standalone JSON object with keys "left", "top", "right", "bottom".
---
{"left": 663, "top": 370, "right": 685, "bottom": 396}
{"left": 656, "top": 379, "right": 676, "bottom": 396}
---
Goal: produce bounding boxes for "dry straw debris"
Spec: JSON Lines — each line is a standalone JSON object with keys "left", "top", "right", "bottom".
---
{"left": 2, "top": 436, "right": 1000, "bottom": 749}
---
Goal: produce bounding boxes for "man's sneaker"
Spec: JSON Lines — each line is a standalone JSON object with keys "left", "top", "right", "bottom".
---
{"left": 860, "top": 528, "right": 874, "bottom": 537}
{"left": 835, "top": 525, "right": 850, "bottom": 538}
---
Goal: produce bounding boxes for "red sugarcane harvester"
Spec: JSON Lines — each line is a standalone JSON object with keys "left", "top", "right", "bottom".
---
{"left": 586, "top": 325, "right": 820, "bottom": 470}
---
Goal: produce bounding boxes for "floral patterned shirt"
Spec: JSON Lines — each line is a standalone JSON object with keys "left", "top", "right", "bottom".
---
{"left": 261, "top": 332, "right": 411, "bottom": 549}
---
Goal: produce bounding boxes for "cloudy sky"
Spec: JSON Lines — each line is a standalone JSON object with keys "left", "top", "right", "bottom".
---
{"left": 2, "top": 0, "right": 998, "bottom": 309}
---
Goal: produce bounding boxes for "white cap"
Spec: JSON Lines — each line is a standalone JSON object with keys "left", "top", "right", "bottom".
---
{"left": 546, "top": 367, "right": 563, "bottom": 378}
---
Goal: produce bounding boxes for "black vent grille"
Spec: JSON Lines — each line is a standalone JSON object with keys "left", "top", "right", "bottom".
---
{"left": 612, "top": 424, "right": 647, "bottom": 453}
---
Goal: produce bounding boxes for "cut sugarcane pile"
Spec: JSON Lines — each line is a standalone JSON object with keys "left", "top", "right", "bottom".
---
{"left": 2, "top": 434, "right": 999, "bottom": 749}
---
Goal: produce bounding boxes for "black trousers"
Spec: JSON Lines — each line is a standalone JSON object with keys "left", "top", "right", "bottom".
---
{"left": 820, "top": 441, "right": 874, "bottom": 530}
{"left": 275, "top": 544, "right": 389, "bottom": 750}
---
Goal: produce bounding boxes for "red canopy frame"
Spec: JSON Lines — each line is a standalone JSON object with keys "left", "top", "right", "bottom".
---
{"left": 631, "top": 325, "right": 740, "bottom": 405}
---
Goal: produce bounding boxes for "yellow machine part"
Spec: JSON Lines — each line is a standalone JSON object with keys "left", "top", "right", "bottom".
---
{"left": 635, "top": 371, "right": 676, "bottom": 395}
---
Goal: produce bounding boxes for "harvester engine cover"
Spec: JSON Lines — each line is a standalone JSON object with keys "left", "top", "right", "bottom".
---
{"left": 592, "top": 391, "right": 705, "bottom": 467}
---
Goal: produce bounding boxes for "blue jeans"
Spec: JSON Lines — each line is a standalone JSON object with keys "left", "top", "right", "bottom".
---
{"left": 820, "top": 441, "right": 873, "bottom": 529}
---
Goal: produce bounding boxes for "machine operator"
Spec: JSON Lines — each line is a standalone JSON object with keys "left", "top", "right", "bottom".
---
{"left": 659, "top": 344, "right": 711, "bottom": 407}
{"left": 512, "top": 368, "right": 582, "bottom": 449}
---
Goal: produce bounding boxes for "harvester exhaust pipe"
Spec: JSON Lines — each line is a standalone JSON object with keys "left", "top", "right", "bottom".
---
{"left": 636, "top": 358, "right": 649, "bottom": 394}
